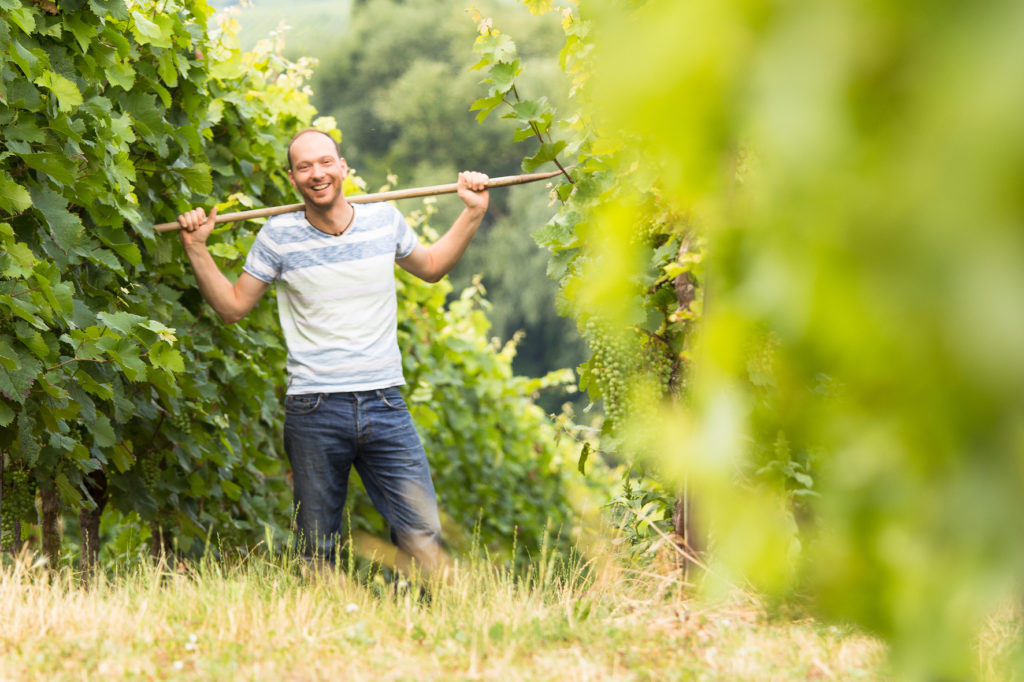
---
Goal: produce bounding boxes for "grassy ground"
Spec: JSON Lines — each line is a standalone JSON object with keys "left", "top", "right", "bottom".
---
{"left": 0, "top": 547, "right": 890, "bottom": 681}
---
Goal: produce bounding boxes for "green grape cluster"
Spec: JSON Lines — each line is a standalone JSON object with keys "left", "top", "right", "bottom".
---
{"left": 584, "top": 319, "right": 681, "bottom": 432}
{"left": 745, "top": 331, "right": 779, "bottom": 390}
{"left": 1, "top": 468, "right": 37, "bottom": 548}
{"left": 136, "top": 451, "right": 163, "bottom": 489}
{"left": 68, "top": 421, "right": 88, "bottom": 448}
{"left": 629, "top": 207, "right": 683, "bottom": 246}
{"left": 582, "top": 318, "right": 635, "bottom": 431}
{"left": 641, "top": 337, "right": 677, "bottom": 397}
{"left": 170, "top": 409, "right": 192, "bottom": 436}
{"left": 631, "top": 217, "right": 669, "bottom": 246}
{"left": 626, "top": 338, "right": 678, "bottom": 422}
{"left": 0, "top": 316, "right": 15, "bottom": 336}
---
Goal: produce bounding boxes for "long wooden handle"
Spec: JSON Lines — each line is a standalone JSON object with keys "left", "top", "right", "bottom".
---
{"left": 153, "top": 169, "right": 567, "bottom": 233}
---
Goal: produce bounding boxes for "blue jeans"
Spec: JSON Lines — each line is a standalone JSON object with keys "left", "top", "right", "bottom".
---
{"left": 283, "top": 387, "right": 443, "bottom": 566}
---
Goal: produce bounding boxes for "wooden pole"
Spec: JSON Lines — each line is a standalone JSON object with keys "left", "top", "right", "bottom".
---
{"left": 153, "top": 169, "right": 567, "bottom": 233}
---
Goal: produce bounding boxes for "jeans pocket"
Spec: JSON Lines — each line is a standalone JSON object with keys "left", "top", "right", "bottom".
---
{"left": 285, "top": 393, "right": 322, "bottom": 416}
{"left": 379, "top": 387, "right": 406, "bottom": 410}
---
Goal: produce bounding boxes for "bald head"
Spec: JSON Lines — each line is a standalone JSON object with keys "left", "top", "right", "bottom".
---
{"left": 287, "top": 129, "right": 340, "bottom": 170}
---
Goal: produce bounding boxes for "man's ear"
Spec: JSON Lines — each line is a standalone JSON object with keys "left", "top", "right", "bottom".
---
{"left": 287, "top": 169, "right": 297, "bottom": 190}
{"left": 340, "top": 157, "right": 349, "bottom": 176}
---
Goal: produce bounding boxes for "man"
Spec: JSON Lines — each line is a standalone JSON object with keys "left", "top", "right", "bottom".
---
{"left": 177, "top": 128, "right": 489, "bottom": 570}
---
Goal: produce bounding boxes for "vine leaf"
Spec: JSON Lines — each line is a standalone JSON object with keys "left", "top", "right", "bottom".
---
{"left": 523, "top": 140, "right": 566, "bottom": 172}
{"left": 578, "top": 441, "right": 591, "bottom": 475}
{"left": 33, "top": 71, "right": 83, "bottom": 112}
{"left": 0, "top": 175, "right": 33, "bottom": 213}
{"left": 20, "top": 152, "right": 75, "bottom": 187}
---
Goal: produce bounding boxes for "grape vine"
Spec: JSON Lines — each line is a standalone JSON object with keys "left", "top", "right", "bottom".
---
{"left": 470, "top": 4, "right": 700, "bottom": 557}
{"left": 0, "top": 0, "right": 320, "bottom": 561}
{"left": 169, "top": 408, "right": 192, "bottom": 438}
{"left": 471, "top": 9, "right": 696, "bottom": 447}
{"left": 134, "top": 449, "right": 163, "bottom": 490}
{"left": 1, "top": 466, "right": 36, "bottom": 549}
{"left": 580, "top": 318, "right": 678, "bottom": 433}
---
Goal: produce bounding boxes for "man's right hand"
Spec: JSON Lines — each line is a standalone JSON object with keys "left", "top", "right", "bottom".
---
{"left": 177, "top": 206, "right": 217, "bottom": 250}
{"left": 174, "top": 204, "right": 269, "bottom": 323}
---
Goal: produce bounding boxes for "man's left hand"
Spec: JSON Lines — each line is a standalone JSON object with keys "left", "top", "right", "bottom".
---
{"left": 457, "top": 171, "right": 489, "bottom": 213}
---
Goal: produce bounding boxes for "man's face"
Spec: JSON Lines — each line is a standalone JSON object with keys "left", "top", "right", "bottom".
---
{"left": 287, "top": 132, "right": 347, "bottom": 208}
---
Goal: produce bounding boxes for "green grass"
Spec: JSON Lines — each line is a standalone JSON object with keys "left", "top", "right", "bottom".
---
{"left": 0, "top": 546, "right": 890, "bottom": 681}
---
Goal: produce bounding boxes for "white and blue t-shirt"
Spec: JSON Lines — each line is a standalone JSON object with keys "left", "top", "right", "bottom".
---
{"left": 242, "top": 203, "right": 419, "bottom": 395}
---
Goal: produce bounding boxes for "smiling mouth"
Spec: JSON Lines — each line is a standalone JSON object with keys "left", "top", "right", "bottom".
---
{"left": 311, "top": 183, "right": 331, "bottom": 191}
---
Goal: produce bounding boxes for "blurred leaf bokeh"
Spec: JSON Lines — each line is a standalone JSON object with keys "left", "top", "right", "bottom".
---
{"left": 579, "top": 0, "right": 1024, "bottom": 676}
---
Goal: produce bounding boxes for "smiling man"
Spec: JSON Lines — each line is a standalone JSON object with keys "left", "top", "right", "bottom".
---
{"left": 177, "top": 128, "right": 489, "bottom": 570}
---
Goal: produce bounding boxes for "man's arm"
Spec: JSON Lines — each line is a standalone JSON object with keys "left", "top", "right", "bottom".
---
{"left": 397, "top": 171, "right": 489, "bottom": 283}
{"left": 178, "top": 206, "right": 270, "bottom": 324}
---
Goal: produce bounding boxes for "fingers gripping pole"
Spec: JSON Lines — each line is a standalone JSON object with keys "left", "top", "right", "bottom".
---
{"left": 153, "top": 169, "right": 567, "bottom": 233}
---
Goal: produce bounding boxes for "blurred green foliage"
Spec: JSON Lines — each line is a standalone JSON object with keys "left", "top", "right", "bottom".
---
{"left": 556, "top": 0, "right": 1024, "bottom": 677}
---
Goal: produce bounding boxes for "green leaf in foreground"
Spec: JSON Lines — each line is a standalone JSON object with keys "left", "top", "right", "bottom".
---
{"left": 33, "top": 71, "right": 83, "bottom": 112}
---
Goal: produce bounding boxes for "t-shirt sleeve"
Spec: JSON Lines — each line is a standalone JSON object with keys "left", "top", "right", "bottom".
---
{"left": 242, "top": 227, "right": 282, "bottom": 283}
{"left": 393, "top": 206, "right": 420, "bottom": 259}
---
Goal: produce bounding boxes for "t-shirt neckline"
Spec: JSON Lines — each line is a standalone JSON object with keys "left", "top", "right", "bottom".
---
{"left": 302, "top": 203, "right": 359, "bottom": 238}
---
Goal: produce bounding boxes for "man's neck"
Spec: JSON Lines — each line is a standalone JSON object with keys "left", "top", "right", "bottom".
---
{"left": 304, "top": 199, "right": 354, "bottom": 236}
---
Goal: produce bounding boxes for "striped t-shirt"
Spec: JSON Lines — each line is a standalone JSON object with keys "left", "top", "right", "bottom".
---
{"left": 242, "top": 203, "right": 420, "bottom": 395}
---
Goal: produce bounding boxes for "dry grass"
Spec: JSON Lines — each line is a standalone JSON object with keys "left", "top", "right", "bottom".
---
{"left": 0, "top": 548, "right": 889, "bottom": 681}
{"left": 977, "top": 602, "right": 1024, "bottom": 682}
